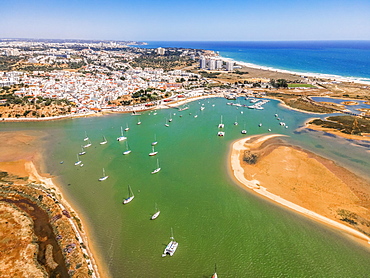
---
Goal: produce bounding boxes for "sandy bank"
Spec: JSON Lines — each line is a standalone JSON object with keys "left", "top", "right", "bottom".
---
{"left": 304, "top": 122, "right": 370, "bottom": 142}
{"left": 230, "top": 134, "right": 370, "bottom": 245}
{"left": 0, "top": 130, "right": 108, "bottom": 278}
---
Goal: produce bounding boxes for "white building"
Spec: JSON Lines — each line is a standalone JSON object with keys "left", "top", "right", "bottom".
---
{"left": 226, "top": 61, "right": 234, "bottom": 71}
{"left": 156, "top": 47, "right": 165, "bottom": 55}
{"left": 216, "top": 60, "right": 223, "bottom": 69}
{"left": 199, "top": 57, "right": 206, "bottom": 69}
{"left": 208, "top": 59, "right": 216, "bottom": 70}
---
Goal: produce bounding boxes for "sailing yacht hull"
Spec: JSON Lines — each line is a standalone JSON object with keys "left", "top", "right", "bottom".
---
{"left": 151, "top": 211, "right": 160, "bottom": 220}
{"left": 151, "top": 167, "right": 161, "bottom": 174}
{"left": 123, "top": 196, "right": 134, "bottom": 204}
{"left": 162, "top": 241, "right": 178, "bottom": 257}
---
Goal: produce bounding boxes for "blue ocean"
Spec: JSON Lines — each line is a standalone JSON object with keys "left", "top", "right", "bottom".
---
{"left": 139, "top": 41, "right": 370, "bottom": 82}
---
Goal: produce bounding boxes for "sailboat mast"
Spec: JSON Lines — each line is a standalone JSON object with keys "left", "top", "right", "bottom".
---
{"left": 170, "top": 227, "right": 174, "bottom": 240}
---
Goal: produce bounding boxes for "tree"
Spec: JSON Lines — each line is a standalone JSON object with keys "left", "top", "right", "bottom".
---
{"left": 276, "top": 79, "right": 288, "bottom": 88}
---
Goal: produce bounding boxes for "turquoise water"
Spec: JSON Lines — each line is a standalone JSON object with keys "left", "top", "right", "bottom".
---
{"left": 3, "top": 97, "right": 370, "bottom": 277}
{"left": 140, "top": 41, "right": 370, "bottom": 81}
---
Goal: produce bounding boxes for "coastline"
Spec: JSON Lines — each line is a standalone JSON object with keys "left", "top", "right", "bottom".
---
{"left": 216, "top": 55, "right": 370, "bottom": 86}
{"left": 0, "top": 130, "right": 109, "bottom": 278}
{"left": 303, "top": 119, "right": 370, "bottom": 142}
{"left": 229, "top": 134, "right": 370, "bottom": 246}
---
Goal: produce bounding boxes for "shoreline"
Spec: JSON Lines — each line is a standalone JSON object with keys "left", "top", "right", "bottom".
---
{"left": 229, "top": 134, "right": 370, "bottom": 246}
{"left": 0, "top": 130, "right": 109, "bottom": 278}
{"left": 25, "top": 161, "right": 107, "bottom": 277}
{"left": 303, "top": 119, "right": 370, "bottom": 142}
{"left": 216, "top": 55, "right": 370, "bottom": 85}
{"left": 0, "top": 93, "right": 222, "bottom": 122}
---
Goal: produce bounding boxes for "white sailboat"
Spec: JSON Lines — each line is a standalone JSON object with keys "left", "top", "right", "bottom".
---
{"left": 74, "top": 154, "right": 82, "bottom": 166}
{"left": 123, "top": 185, "right": 134, "bottom": 204}
{"left": 117, "top": 126, "right": 127, "bottom": 141}
{"left": 84, "top": 139, "right": 92, "bottom": 148}
{"left": 124, "top": 123, "right": 130, "bottom": 131}
{"left": 218, "top": 115, "right": 224, "bottom": 128}
{"left": 152, "top": 134, "right": 158, "bottom": 146}
{"left": 137, "top": 118, "right": 141, "bottom": 125}
{"left": 151, "top": 203, "right": 160, "bottom": 220}
{"left": 83, "top": 131, "right": 89, "bottom": 141}
{"left": 100, "top": 136, "right": 108, "bottom": 145}
{"left": 79, "top": 146, "right": 86, "bottom": 156}
{"left": 123, "top": 141, "right": 131, "bottom": 155}
{"left": 149, "top": 146, "right": 158, "bottom": 156}
{"left": 151, "top": 159, "right": 161, "bottom": 174}
{"left": 241, "top": 123, "right": 247, "bottom": 134}
{"left": 98, "top": 168, "right": 109, "bottom": 181}
{"left": 162, "top": 228, "right": 178, "bottom": 257}
{"left": 234, "top": 116, "right": 238, "bottom": 126}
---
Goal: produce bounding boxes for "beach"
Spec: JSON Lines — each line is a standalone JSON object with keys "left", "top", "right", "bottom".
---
{"left": 230, "top": 134, "right": 370, "bottom": 245}
{"left": 0, "top": 130, "right": 108, "bottom": 277}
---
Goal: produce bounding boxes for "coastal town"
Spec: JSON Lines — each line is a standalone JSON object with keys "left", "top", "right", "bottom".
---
{"left": 1, "top": 39, "right": 370, "bottom": 278}
{"left": 1, "top": 39, "right": 370, "bottom": 122}
{"left": 0, "top": 39, "right": 211, "bottom": 118}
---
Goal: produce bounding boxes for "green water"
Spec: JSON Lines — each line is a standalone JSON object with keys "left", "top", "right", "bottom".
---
{"left": 2, "top": 97, "right": 370, "bottom": 277}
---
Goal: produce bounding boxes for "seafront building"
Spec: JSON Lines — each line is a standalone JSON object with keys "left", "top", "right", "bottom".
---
{"left": 198, "top": 57, "right": 231, "bottom": 71}
{"left": 226, "top": 61, "right": 234, "bottom": 71}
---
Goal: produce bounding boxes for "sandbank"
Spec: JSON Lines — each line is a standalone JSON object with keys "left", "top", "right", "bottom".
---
{"left": 230, "top": 134, "right": 370, "bottom": 245}
{"left": 0, "top": 130, "right": 109, "bottom": 278}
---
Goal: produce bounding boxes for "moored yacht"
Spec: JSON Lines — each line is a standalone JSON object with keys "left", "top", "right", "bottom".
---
{"left": 98, "top": 168, "right": 109, "bottom": 181}
{"left": 123, "top": 185, "right": 134, "bottom": 204}
{"left": 151, "top": 159, "right": 161, "bottom": 174}
{"left": 149, "top": 146, "right": 158, "bottom": 156}
{"left": 123, "top": 141, "right": 131, "bottom": 155}
{"left": 162, "top": 228, "right": 178, "bottom": 257}
{"left": 117, "top": 126, "right": 127, "bottom": 141}
{"left": 151, "top": 203, "right": 160, "bottom": 220}
{"left": 78, "top": 146, "right": 86, "bottom": 156}
{"left": 218, "top": 115, "right": 224, "bottom": 128}
{"left": 74, "top": 154, "right": 82, "bottom": 166}
{"left": 83, "top": 140, "right": 92, "bottom": 148}
{"left": 100, "top": 136, "right": 108, "bottom": 145}
{"left": 83, "top": 132, "right": 89, "bottom": 141}
{"left": 152, "top": 134, "right": 158, "bottom": 146}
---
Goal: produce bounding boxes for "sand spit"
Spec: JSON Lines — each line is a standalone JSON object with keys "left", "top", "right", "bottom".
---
{"left": 0, "top": 130, "right": 107, "bottom": 278}
{"left": 230, "top": 134, "right": 370, "bottom": 245}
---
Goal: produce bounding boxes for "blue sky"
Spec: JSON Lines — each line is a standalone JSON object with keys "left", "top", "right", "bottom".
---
{"left": 1, "top": 0, "right": 370, "bottom": 41}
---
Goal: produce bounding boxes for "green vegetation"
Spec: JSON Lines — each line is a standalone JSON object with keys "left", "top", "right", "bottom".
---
{"left": 270, "top": 79, "right": 288, "bottom": 88}
{"left": 266, "top": 92, "right": 337, "bottom": 113}
{"left": 234, "top": 70, "right": 249, "bottom": 75}
{"left": 198, "top": 71, "right": 222, "bottom": 78}
{"left": 337, "top": 209, "right": 358, "bottom": 225}
{"left": 288, "top": 83, "right": 316, "bottom": 88}
{"left": 309, "top": 116, "right": 370, "bottom": 135}
{"left": 131, "top": 89, "right": 161, "bottom": 103}
{"left": 243, "top": 151, "right": 258, "bottom": 164}
{"left": 131, "top": 51, "right": 194, "bottom": 70}
{"left": 0, "top": 56, "right": 22, "bottom": 71}
{"left": 0, "top": 93, "right": 72, "bottom": 107}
